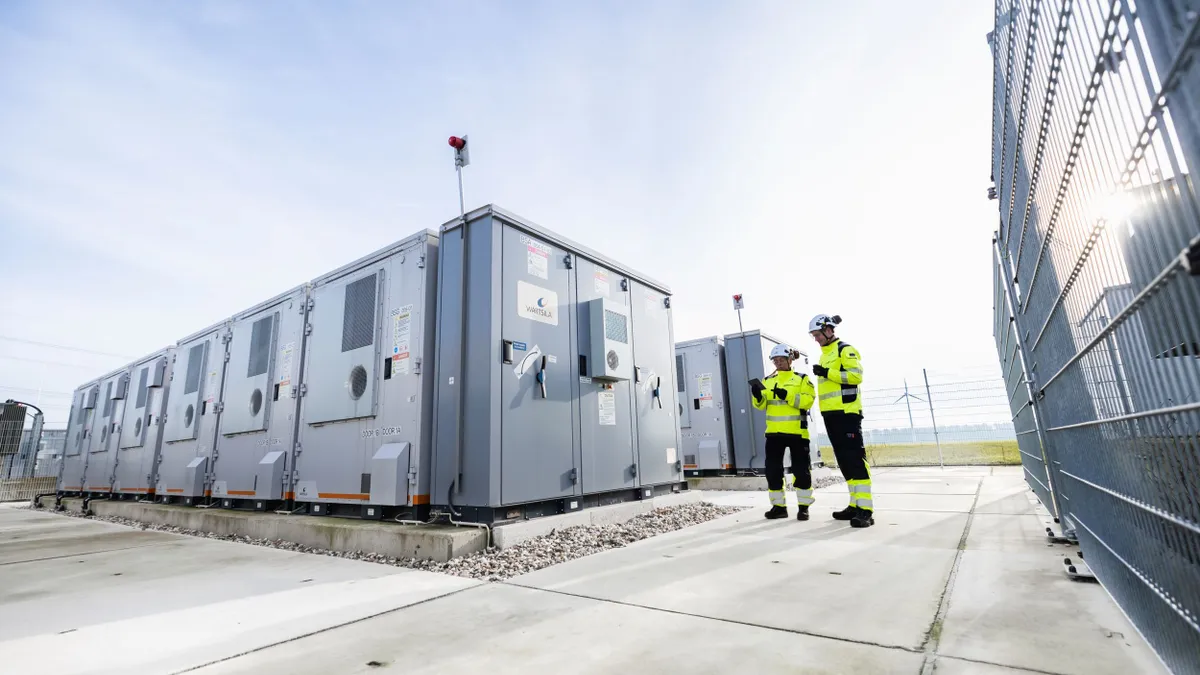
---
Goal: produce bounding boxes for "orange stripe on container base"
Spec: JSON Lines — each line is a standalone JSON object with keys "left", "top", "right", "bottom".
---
{"left": 684, "top": 464, "right": 698, "bottom": 469}
{"left": 227, "top": 490, "right": 255, "bottom": 496}
{"left": 117, "top": 488, "right": 153, "bottom": 493}
{"left": 412, "top": 494, "right": 430, "bottom": 505}
{"left": 317, "top": 493, "right": 369, "bottom": 500}
{"left": 166, "top": 489, "right": 184, "bottom": 494}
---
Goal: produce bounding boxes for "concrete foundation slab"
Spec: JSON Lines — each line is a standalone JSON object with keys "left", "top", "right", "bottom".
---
{"left": 511, "top": 509, "right": 958, "bottom": 650}
{"left": 932, "top": 656, "right": 1047, "bottom": 674}
{"left": 36, "top": 497, "right": 486, "bottom": 562}
{"left": 0, "top": 522, "right": 180, "bottom": 565}
{"left": 191, "top": 583, "right": 926, "bottom": 675}
{"left": 938, "top": 550, "right": 1165, "bottom": 674}
{"left": 964, "top": 513, "right": 1056, "bottom": 552}
{"left": 491, "top": 490, "right": 704, "bottom": 548}
{"left": 973, "top": 490, "right": 1039, "bottom": 515}
{"left": 867, "top": 476, "right": 983, "bottom": 495}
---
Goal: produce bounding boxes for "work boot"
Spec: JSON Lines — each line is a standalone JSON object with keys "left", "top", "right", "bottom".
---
{"left": 832, "top": 506, "right": 858, "bottom": 521}
{"left": 850, "top": 510, "right": 875, "bottom": 528}
{"left": 796, "top": 506, "right": 810, "bottom": 521}
{"left": 764, "top": 505, "right": 788, "bottom": 520}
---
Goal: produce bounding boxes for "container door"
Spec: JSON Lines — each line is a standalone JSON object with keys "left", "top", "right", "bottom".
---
{"left": 631, "top": 282, "right": 682, "bottom": 486}
{"left": 676, "top": 352, "right": 692, "bottom": 429}
{"left": 222, "top": 311, "right": 278, "bottom": 435}
{"left": 165, "top": 341, "right": 208, "bottom": 442}
{"left": 305, "top": 269, "right": 382, "bottom": 424}
{"left": 576, "top": 259, "right": 636, "bottom": 494}
{"left": 97, "top": 378, "right": 120, "bottom": 452}
{"left": 501, "top": 225, "right": 577, "bottom": 504}
{"left": 66, "top": 392, "right": 88, "bottom": 457}
{"left": 122, "top": 365, "right": 156, "bottom": 449}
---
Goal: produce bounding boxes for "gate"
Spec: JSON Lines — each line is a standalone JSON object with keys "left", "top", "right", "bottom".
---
{"left": 989, "top": 0, "right": 1200, "bottom": 670}
{"left": 0, "top": 399, "right": 54, "bottom": 502}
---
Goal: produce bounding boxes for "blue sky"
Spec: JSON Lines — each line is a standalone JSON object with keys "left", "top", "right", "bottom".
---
{"left": 0, "top": 1, "right": 1001, "bottom": 424}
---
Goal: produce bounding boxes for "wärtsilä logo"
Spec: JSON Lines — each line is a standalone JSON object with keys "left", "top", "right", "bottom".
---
{"left": 525, "top": 297, "right": 553, "bottom": 317}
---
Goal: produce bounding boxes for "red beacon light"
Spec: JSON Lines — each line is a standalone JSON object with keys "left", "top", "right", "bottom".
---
{"left": 448, "top": 136, "right": 466, "bottom": 150}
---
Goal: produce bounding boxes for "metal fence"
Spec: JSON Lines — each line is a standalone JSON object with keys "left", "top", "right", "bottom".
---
{"left": 0, "top": 400, "right": 58, "bottom": 502}
{"left": 989, "top": 0, "right": 1200, "bottom": 670}
{"left": 815, "top": 374, "right": 1019, "bottom": 467}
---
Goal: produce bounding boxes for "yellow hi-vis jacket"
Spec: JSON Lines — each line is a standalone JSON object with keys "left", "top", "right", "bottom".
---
{"left": 817, "top": 339, "right": 864, "bottom": 415}
{"left": 752, "top": 370, "right": 815, "bottom": 437}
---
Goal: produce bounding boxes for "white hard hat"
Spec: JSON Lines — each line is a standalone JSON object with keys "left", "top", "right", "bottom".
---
{"left": 809, "top": 314, "right": 842, "bottom": 332}
{"left": 769, "top": 344, "right": 795, "bottom": 360}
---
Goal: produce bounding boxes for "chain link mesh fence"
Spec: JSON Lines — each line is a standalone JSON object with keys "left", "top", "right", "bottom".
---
{"left": 0, "top": 401, "right": 59, "bottom": 502}
{"left": 814, "top": 375, "right": 1019, "bottom": 468}
{"left": 990, "top": 0, "right": 1200, "bottom": 670}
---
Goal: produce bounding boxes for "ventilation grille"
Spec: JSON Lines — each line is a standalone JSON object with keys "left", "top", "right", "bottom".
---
{"left": 135, "top": 368, "right": 149, "bottom": 409}
{"left": 184, "top": 344, "right": 205, "bottom": 395}
{"left": 102, "top": 382, "right": 114, "bottom": 417}
{"left": 247, "top": 316, "right": 273, "bottom": 378}
{"left": 342, "top": 274, "right": 377, "bottom": 353}
{"left": 675, "top": 355, "right": 685, "bottom": 392}
{"left": 684, "top": 454, "right": 697, "bottom": 466}
{"left": 604, "top": 309, "right": 628, "bottom": 344}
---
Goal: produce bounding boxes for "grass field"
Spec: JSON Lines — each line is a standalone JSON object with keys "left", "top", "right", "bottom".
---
{"left": 819, "top": 440, "right": 1022, "bottom": 467}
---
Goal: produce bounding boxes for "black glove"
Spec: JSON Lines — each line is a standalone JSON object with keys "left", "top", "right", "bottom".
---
{"left": 813, "top": 365, "right": 829, "bottom": 378}
{"left": 772, "top": 386, "right": 787, "bottom": 400}
{"left": 749, "top": 379, "right": 765, "bottom": 403}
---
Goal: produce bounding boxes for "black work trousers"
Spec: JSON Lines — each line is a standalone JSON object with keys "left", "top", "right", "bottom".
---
{"left": 823, "top": 412, "right": 870, "bottom": 481}
{"left": 765, "top": 433, "right": 811, "bottom": 491}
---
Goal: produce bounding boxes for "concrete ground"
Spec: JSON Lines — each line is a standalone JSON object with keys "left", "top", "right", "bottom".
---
{"left": 0, "top": 467, "right": 1165, "bottom": 675}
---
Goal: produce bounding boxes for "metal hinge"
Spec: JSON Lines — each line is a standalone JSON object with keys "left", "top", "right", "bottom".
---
{"left": 214, "top": 402, "right": 225, "bottom": 413}
{"left": 563, "top": 255, "right": 573, "bottom": 269}
{"left": 630, "top": 463, "right": 638, "bottom": 477}
{"left": 291, "top": 470, "right": 299, "bottom": 482}
{"left": 222, "top": 332, "right": 233, "bottom": 344}
{"left": 569, "top": 468, "right": 578, "bottom": 484}
{"left": 408, "top": 468, "right": 418, "bottom": 485}
{"left": 620, "top": 279, "right": 629, "bottom": 291}
{"left": 417, "top": 255, "right": 426, "bottom": 269}
{"left": 224, "top": 352, "right": 231, "bottom": 363}
{"left": 413, "top": 358, "right": 422, "bottom": 375}
{"left": 290, "top": 385, "right": 298, "bottom": 399}
{"left": 304, "top": 323, "right": 313, "bottom": 336}
{"left": 299, "top": 384, "right": 308, "bottom": 397}
{"left": 161, "top": 414, "right": 168, "bottom": 425}
{"left": 302, "top": 297, "right": 314, "bottom": 314}
{"left": 663, "top": 297, "right": 671, "bottom": 309}
{"left": 293, "top": 442, "right": 302, "bottom": 456}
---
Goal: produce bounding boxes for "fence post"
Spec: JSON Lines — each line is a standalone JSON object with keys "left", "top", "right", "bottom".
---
{"left": 922, "top": 369, "right": 944, "bottom": 469}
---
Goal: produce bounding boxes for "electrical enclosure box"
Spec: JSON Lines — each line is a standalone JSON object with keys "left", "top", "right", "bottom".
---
{"left": 432, "top": 205, "right": 682, "bottom": 523}
{"left": 59, "top": 381, "right": 100, "bottom": 492}
{"left": 210, "top": 286, "right": 309, "bottom": 502}
{"left": 674, "top": 336, "right": 736, "bottom": 475}
{"left": 723, "top": 330, "right": 814, "bottom": 473}
{"left": 157, "top": 321, "right": 231, "bottom": 502}
{"left": 82, "top": 367, "right": 133, "bottom": 492}
{"left": 588, "top": 298, "right": 632, "bottom": 381}
{"left": 293, "top": 230, "right": 439, "bottom": 512}
{"left": 113, "top": 348, "right": 175, "bottom": 495}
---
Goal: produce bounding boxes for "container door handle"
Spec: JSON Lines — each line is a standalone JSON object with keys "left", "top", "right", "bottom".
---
{"left": 537, "top": 355, "right": 548, "bottom": 398}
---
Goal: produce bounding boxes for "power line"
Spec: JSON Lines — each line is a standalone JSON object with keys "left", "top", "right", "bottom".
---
{"left": 0, "top": 354, "right": 95, "bottom": 369}
{"left": 0, "top": 385, "right": 74, "bottom": 397}
{"left": 0, "top": 335, "right": 134, "bottom": 359}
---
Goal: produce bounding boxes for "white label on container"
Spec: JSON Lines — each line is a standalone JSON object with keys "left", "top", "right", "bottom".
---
{"left": 277, "top": 342, "right": 295, "bottom": 389}
{"left": 514, "top": 344, "right": 542, "bottom": 379}
{"left": 697, "top": 372, "right": 714, "bottom": 408}
{"left": 517, "top": 281, "right": 558, "bottom": 325}
{"left": 212, "top": 481, "right": 228, "bottom": 497}
{"left": 666, "top": 446, "right": 677, "bottom": 464}
{"left": 522, "top": 235, "right": 550, "bottom": 279}
{"left": 391, "top": 305, "right": 413, "bottom": 374}
{"left": 594, "top": 270, "right": 610, "bottom": 296}
{"left": 295, "top": 481, "right": 317, "bottom": 499}
{"left": 598, "top": 391, "right": 617, "bottom": 426}
{"left": 204, "top": 369, "right": 219, "bottom": 404}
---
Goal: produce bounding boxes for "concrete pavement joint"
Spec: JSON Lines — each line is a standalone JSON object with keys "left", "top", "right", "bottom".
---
{"left": 936, "top": 653, "right": 1064, "bottom": 675}
{"left": 171, "top": 584, "right": 483, "bottom": 675}
{"left": 0, "top": 541, "right": 175, "bottom": 567}
{"left": 503, "top": 582, "right": 925, "bottom": 655}
{"left": 919, "top": 476, "right": 984, "bottom": 675}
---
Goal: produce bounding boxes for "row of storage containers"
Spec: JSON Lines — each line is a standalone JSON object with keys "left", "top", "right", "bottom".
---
{"left": 58, "top": 206, "right": 685, "bottom": 523}
{"left": 675, "top": 332, "right": 821, "bottom": 476}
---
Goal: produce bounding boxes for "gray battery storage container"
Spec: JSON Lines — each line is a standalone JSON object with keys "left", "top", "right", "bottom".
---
{"left": 432, "top": 205, "right": 683, "bottom": 523}
{"left": 210, "top": 286, "right": 309, "bottom": 508}
{"left": 83, "top": 367, "right": 133, "bottom": 493}
{"left": 59, "top": 381, "right": 100, "bottom": 493}
{"left": 156, "top": 322, "right": 231, "bottom": 504}
{"left": 675, "top": 336, "right": 735, "bottom": 476}
{"left": 113, "top": 348, "right": 173, "bottom": 497}
{"left": 723, "top": 330, "right": 814, "bottom": 473}
{"left": 293, "top": 230, "right": 439, "bottom": 518}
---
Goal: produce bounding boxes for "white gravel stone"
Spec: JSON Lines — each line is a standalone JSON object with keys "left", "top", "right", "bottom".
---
{"left": 48, "top": 502, "right": 744, "bottom": 581}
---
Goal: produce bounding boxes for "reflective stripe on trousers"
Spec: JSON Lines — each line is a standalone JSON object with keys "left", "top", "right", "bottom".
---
{"left": 847, "top": 479, "right": 873, "bottom": 512}
{"left": 794, "top": 487, "right": 814, "bottom": 506}
{"left": 768, "top": 489, "right": 787, "bottom": 507}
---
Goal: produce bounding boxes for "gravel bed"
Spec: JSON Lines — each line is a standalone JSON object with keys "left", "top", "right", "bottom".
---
{"left": 813, "top": 475, "right": 846, "bottom": 490}
{"left": 45, "top": 502, "right": 744, "bottom": 581}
